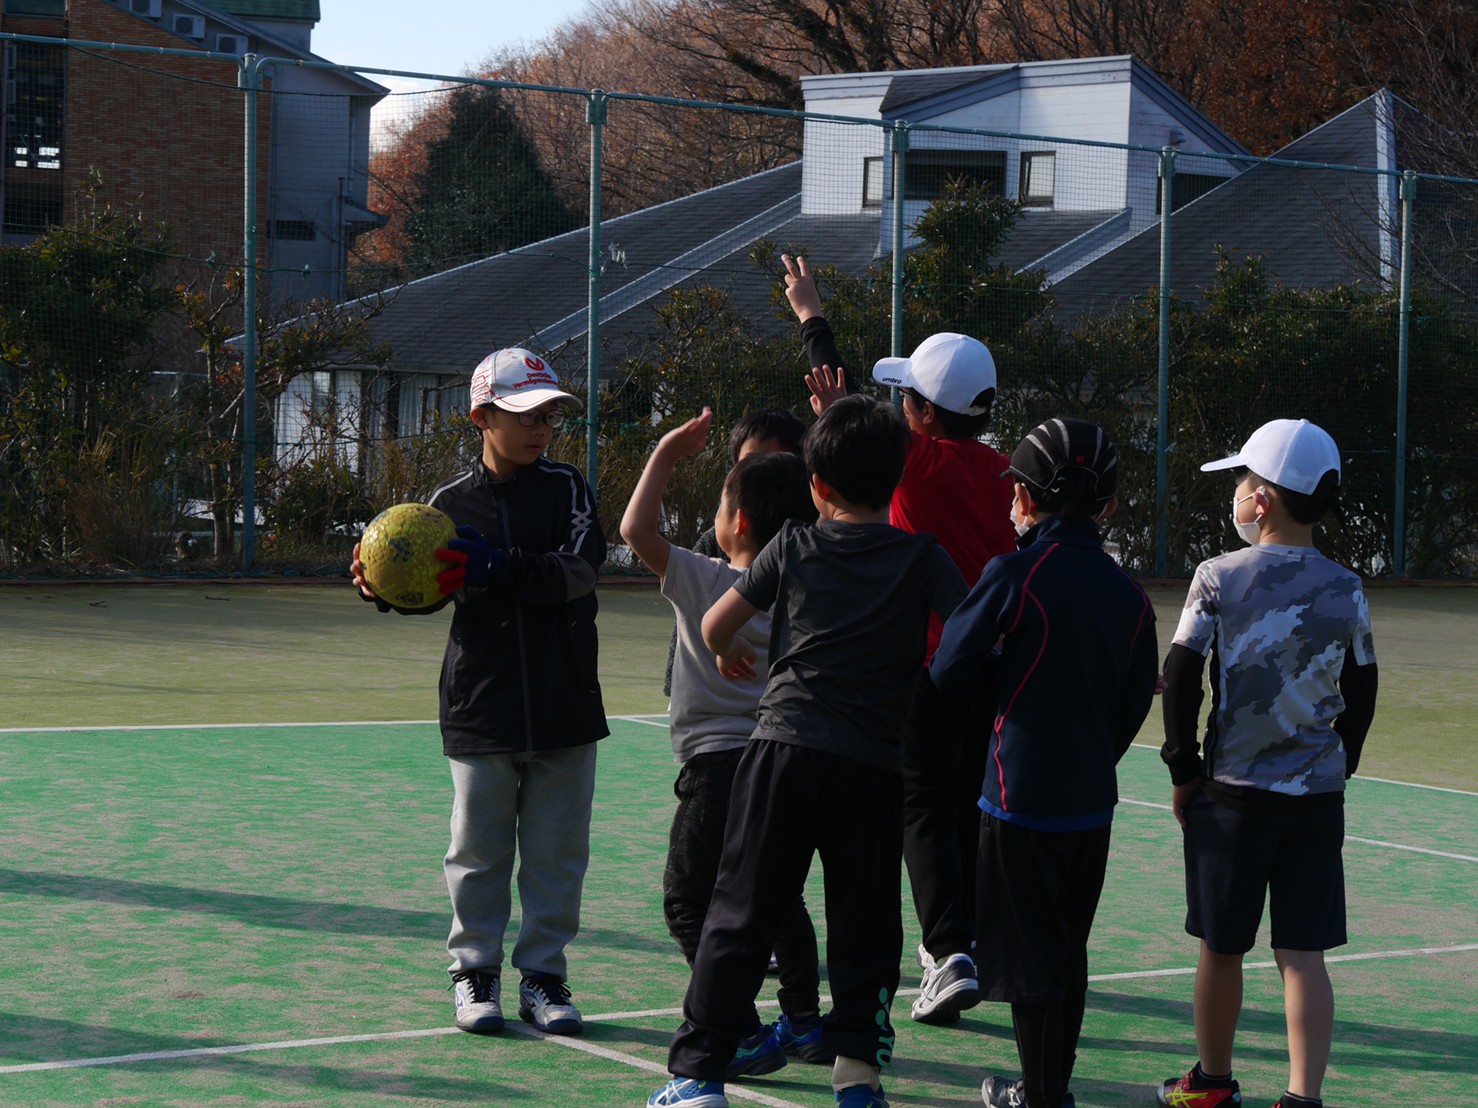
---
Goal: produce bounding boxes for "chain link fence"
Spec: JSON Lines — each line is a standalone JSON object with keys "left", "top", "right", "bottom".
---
{"left": 1, "top": 34, "right": 1474, "bottom": 579}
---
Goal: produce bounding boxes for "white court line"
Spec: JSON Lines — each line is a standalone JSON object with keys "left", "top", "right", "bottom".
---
{"left": 5, "top": 944, "right": 1473, "bottom": 1079}
{"left": 1117, "top": 797, "right": 1478, "bottom": 862}
{"left": 610, "top": 715, "right": 671, "bottom": 729}
{"left": 0, "top": 720, "right": 439, "bottom": 734}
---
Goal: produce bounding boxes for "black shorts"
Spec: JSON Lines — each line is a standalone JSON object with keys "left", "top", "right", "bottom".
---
{"left": 975, "top": 814, "right": 1111, "bottom": 1006}
{"left": 1181, "top": 785, "right": 1347, "bottom": 955}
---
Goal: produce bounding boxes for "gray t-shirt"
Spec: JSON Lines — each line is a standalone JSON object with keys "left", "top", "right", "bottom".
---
{"left": 662, "top": 546, "right": 769, "bottom": 761}
{"left": 735, "top": 519, "right": 966, "bottom": 771}
{"left": 1174, "top": 543, "right": 1376, "bottom": 795}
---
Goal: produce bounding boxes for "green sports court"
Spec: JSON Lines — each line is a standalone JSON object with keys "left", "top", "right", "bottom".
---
{"left": 1, "top": 582, "right": 1473, "bottom": 1107}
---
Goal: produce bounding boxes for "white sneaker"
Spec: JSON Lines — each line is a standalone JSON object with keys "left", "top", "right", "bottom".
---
{"left": 916, "top": 942, "right": 935, "bottom": 972}
{"left": 451, "top": 969, "right": 504, "bottom": 1033}
{"left": 518, "top": 973, "right": 583, "bottom": 1035}
{"left": 911, "top": 952, "right": 980, "bottom": 1024}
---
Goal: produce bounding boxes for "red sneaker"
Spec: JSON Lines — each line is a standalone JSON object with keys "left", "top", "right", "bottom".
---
{"left": 1155, "top": 1070, "right": 1242, "bottom": 1107}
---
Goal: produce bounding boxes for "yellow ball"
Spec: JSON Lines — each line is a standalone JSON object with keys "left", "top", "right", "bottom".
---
{"left": 359, "top": 503, "right": 457, "bottom": 610}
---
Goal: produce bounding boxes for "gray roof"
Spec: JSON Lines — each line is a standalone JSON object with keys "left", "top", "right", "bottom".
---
{"left": 362, "top": 164, "right": 804, "bottom": 377}
{"left": 878, "top": 68, "right": 1012, "bottom": 114}
{"left": 1046, "top": 94, "right": 1396, "bottom": 324}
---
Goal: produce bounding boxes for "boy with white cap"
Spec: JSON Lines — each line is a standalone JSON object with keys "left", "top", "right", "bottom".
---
{"left": 350, "top": 346, "right": 607, "bottom": 1038}
{"left": 1155, "top": 418, "right": 1379, "bottom": 1108}
{"left": 781, "top": 254, "right": 1015, "bottom": 1025}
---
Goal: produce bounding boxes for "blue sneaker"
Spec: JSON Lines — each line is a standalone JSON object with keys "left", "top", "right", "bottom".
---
{"left": 836, "top": 1084, "right": 888, "bottom": 1107}
{"left": 776, "top": 1012, "right": 834, "bottom": 1064}
{"left": 647, "top": 1078, "right": 729, "bottom": 1107}
{"left": 725, "top": 1021, "right": 787, "bottom": 1079}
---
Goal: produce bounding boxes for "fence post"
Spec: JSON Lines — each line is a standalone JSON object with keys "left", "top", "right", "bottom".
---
{"left": 240, "top": 54, "right": 260, "bottom": 571}
{"left": 1155, "top": 147, "right": 1175, "bottom": 577}
{"left": 585, "top": 91, "right": 608, "bottom": 489}
{"left": 1394, "top": 169, "right": 1416, "bottom": 578}
{"left": 890, "top": 122, "right": 909, "bottom": 365}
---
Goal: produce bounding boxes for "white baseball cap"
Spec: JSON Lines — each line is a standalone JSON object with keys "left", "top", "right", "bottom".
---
{"left": 872, "top": 332, "right": 996, "bottom": 416}
{"left": 1201, "top": 418, "right": 1341, "bottom": 494}
{"left": 469, "top": 347, "right": 581, "bottom": 413}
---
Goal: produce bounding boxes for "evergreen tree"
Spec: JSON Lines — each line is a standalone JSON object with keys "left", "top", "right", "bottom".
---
{"left": 404, "top": 85, "right": 579, "bottom": 275}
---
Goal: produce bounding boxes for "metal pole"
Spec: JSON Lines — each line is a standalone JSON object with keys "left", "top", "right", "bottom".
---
{"left": 1394, "top": 170, "right": 1415, "bottom": 577}
{"left": 585, "top": 91, "right": 607, "bottom": 487}
{"left": 240, "top": 56, "right": 259, "bottom": 571}
{"left": 1155, "top": 147, "right": 1175, "bottom": 577}
{"left": 890, "top": 122, "right": 909, "bottom": 388}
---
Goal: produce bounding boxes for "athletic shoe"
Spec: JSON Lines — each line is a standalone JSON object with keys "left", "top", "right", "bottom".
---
{"left": 836, "top": 1083, "right": 889, "bottom": 1107}
{"left": 725, "top": 1021, "right": 787, "bottom": 1079}
{"left": 776, "top": 1012, "right": 835, "bottom": 1064}
{"left": 916, "top": 942, "right": 935, "bottom": 971}
{"left": 647, "top": 1077, "right": 729, "bottom": 1107}
{"left": 518, "top": 973, "right": 583, "bottom": 1035}
{"left": 911, "top": 951, "right": 980, "bottom": 1024}
{"left": 1156, "top": 1070, "right": 1242, "bottom": 1106}
{"left": 451, "top": 969, "right": 504, "bottom": 1033}
{"left": 981, "top": 1076, "right": 1028, "bottom": 1107}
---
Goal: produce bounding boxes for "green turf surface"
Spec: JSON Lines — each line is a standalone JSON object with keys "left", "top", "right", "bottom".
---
{"left": 0, "top": 581, "right": 1474, "bottom": 1105}
{"left": 0, "top": 581, "right": 1472, "bottom": 789}
{"left": 0, "top": 720, "right": 1472, "bottom": 1107}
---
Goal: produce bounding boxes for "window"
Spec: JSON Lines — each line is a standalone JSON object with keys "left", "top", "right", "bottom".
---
{"left": 1019, "top": 151, "right": 1055, "bottom": 207}
{"left": 6, "top": 43, "right": 65, "bottom": 171}
{"left": 1156, "top": 172, "right": 1226, "bottom": 214}
{"left": 903, "top": 149, "right": 1005, "bottom": 201}
{"left": 271, "top": 219, "right": 317, "bottom": 241}
{"left": 862, "top": 156, "right": 884, "bottom": 209}
{"left": 4, "top": 0, "right": 66, "bottom": 14}
{"left": 3, "top": 178, "right": 62, "bottom": 232}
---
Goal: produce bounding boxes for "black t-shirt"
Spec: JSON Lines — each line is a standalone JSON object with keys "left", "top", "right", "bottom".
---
{"left": 735, "top": 519, "right": 965, "bottom": 770}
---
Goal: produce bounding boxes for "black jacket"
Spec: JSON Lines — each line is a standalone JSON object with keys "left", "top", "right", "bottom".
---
{"left": 422, "top": 457, "right": 609, "bottom": 756}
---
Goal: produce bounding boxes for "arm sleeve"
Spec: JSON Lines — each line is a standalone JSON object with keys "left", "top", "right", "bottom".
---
{"left": 929, "top": 564, "right": 1012, "bottom": 698}
{"left": 925, "top": 541, "right": 968, "bottom": 620}
{"left": 1115, "top": 597, "right": 1159, "bottom": 761}
{"left": 1335, "top": 657, "right": 1378, "bottom": 778}
{"left": 491, "top": 471, "right": 606, "bottom": 605}
{"left": 1160, "top": 643, "right": 1208, "bottom": 785}
{"left": 733, "top": 526, "right": 785, "bottom": 613}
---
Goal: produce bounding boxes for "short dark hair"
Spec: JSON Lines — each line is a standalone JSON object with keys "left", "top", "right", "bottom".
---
{"left": 722, "top": 452, "right": 815, "bottom": 550}
{"left": 1241, "top": 468, "right": 1342, "bottom": 525}
{"left": 728, "top": 408, "right": 807, "bottom": 465}
{"left": 804, "top": 394, "right": 910, "bottom": 510}
{"left": 902, "top": 386, "right": 996, "bottom": 438}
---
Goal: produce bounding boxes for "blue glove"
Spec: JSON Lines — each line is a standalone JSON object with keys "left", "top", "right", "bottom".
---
{"left": 436, "top": 525, "right": 505, "bottom": 594}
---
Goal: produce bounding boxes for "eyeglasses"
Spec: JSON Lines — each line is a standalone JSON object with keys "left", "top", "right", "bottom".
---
{"left": 512, "top": 409, "right": 567, "bottom": 429}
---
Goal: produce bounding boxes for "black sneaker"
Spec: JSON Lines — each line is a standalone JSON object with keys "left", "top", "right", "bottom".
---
{"left": 911, "top": 952, "right": 980, "bottom": 1024}
{"left": 981, "top": 1075, "right": 1027, "bottom": 1107}
{"left": 451, "top": 969, "right": 503, "bottom": 1033}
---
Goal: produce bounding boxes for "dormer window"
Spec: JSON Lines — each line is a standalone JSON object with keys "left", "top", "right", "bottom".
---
{"left": 1020, "top": 151, "right": 1055, "bottom": 207}
{"left": 862, "top": 157, "right": 884, "bottom": 209}
{"left": 903, "top": 149, "right": 1005, "bottom": 200}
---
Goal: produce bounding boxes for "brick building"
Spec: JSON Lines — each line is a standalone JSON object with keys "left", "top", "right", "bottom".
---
{"left": 1, "top": 0, "right": 385, "bottom": 302}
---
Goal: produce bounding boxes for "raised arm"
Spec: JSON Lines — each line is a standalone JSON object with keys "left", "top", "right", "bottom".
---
{"left": 619, "top": 408, "right": 714, "bottom": 579}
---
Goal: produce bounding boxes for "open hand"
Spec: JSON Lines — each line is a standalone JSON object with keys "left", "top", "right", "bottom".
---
{"left": 658, "top": 407, "right": 714, "bottom": 459}
{"left": 805, "top": 364, "right": 848, "bottom": 417}
{"left": 350, "top": 541, "right": 376, "bottom": 598}
{"left": 781, "top": 253, "right": 823, "bottom": 322}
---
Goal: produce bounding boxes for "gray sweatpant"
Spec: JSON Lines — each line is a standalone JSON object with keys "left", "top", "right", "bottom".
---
{"left": 444, "top": 743, "right": 598, "bottom": 980}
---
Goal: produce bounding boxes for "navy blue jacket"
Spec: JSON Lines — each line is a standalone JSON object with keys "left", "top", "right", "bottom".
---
{"left": 929, "top": 515, "right": 1157, "bottom": 830}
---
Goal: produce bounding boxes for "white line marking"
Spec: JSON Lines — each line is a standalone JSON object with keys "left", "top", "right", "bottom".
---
{"left": 1125, "top": 743, "right": 1478, "bottom": 797}
{"left": 609, "top": 715, "right": 671, "bottom": 729}
{"left": 0, "top": 721, "right": 438, "bottom": 734}
{"left": 5, "top": 944, "right": 1473, "bottom": 1078}
{"left": 1119, "top": 797, "right": 1477, "bottom": 861}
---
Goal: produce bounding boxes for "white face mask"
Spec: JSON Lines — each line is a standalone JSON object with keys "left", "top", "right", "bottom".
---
{"left": 1231, "top": 490, "right": 1262, "bottom": 545}
{"left": 1010, "top": 498, "right": 1031, "bottom": 537}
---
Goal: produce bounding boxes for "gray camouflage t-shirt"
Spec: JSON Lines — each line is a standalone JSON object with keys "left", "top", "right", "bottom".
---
{"left": 1174, "top": 543, "right": 1376, "bottom": 795}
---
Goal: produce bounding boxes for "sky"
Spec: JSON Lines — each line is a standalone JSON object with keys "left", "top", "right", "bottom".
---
{"left": 311, "top": 0, "right": 598, "bottom": 78}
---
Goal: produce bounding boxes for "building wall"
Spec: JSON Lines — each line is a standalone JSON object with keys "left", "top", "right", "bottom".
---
{"left": 1, "top": 0, "right": 273, "bottom": 269}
